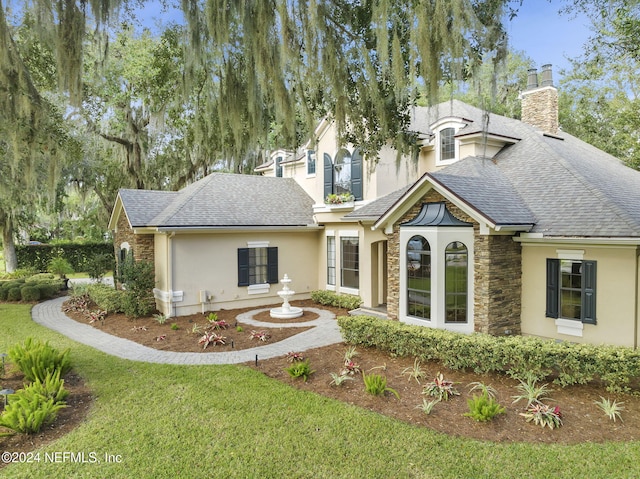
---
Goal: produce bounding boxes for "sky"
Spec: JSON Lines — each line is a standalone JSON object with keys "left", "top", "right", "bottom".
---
{"left": 131, "top": 1, "right": 593, "bottom": 82}
{"left": 505, "top": 1, "right": 592, "bottom": 79}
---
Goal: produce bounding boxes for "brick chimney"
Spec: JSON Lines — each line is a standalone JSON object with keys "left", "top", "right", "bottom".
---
{"left": 520, "top": 64, "right": 559, "bottom": 134}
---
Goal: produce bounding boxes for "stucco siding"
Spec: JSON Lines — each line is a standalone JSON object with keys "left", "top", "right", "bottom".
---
{"left": 157, "top": 231, "right": 320, "bottom": 316}
{"left": 521, "top": 243, "right": 639, "bottom": 347}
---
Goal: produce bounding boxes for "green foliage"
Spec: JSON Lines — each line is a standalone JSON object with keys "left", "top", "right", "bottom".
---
{"left": 170, "top": 323, "right": 179, "bottom": 331}
{"left": 520, "top": 403, "right": 563, "bottom": 429}
{"left": 85, "top": 253, "right": 115, "bottom": 282}
{"left": 511, "top": 377, "right": 553, "bottom": 408}
{"left": 594, "top": 396, "right": 624, "bottom": 422}
{"left": 119, "top": 256, "right": 156, "bottom": 318}
{"left": 416, "top": 398, "right": 440, "bottom": 415}
{"left": 464, "top": 393, "right": 505, "bottom": 422}
{"left": 7, "top": 287, "right": 22, "bottom": 301}
{"left": 153, "top": 313, "right": 168, "bottom": 325}
{"left": 16, "top": 243, "right": 114, "bottom": 273}
{"left": 338, "top": 315, "right": 640, "bottom": 393}
{"left": 27, "top": 369, "right": 69, "bottom": 404}
{"left": 87, "top": 283, "right": 124, "bottom": 313}
{"left": 329, "top": 372, "right": 354, "bottom": 386}
{"left": 310, "top": 290, "right": 362, "bottom": 310}
{"left": 285, "top": 360, "right": 315, "bottom": 382}
{"left": 0, "top": 390, "right": 66, "bottom": 434}
{"left": 47, "top": 257, "right": 74, "bottom": 279}
{"left": 8, "top": 337, "right": 71, "bottom": 383}
{"left": 468, "top": 382, "right": 498, "bottom": 400}
{"left": 401, "top": 358, "right": 427, "bottom": 384}
{"left": 423, "top": 373, "right": 459, "bottom": 401}
{"left": 20, "top": 285, "right": 41, "bottom": 301}
{"left": 363, "top": 372, "right": 399, "bottom": 399}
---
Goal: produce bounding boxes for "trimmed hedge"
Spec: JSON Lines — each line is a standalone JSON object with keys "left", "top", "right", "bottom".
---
{"left": 87, "top": 283, "right": 124, "bottom": 313}
{"left": 338, "top": 315, "right": 640, "bottom": 393}
{"left": 310, "top": 290, "right": 362, "bottom": 310}
{"left": 20, "top": 286, "right": 41, "bottom": 301}
{"left": 16, "top": 242, "right": 115, "bottom": 273}
{"left": 0, "top": 277, "right": 64, "bottom": 302}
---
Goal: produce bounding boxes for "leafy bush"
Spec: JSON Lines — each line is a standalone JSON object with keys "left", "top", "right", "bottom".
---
{"left": 285, "top": 360, "right": 315, "bottom": 382}
{"left": 423, "top": 373, "right": 459, "bottom": 401}
{"left": 7, "top": 287, "right": 21, "bottom": 301}
{"left": 0, "top": 390, "right": 66, "bottom": 434}
{"left": 87, "top": 283, "right": 124, "bottom": 313}
{"left": 310, "top": 290, "right": 362, "bottom": 310}
{"left": 464, "top": 393, "right": 505, "bottom": 422}
{"left": 520, "top": 403, "right": 563, "bottom": 429}
{"left": 0, "top": 287, "right": 7, "bottom": 301}
{"left": 28, "top": 369, "right": 69, "bottom": 404}
{"left": 85, "top": 253, "right": 115, "bottom": 282}
{"left": 119, "top": 257, "right": 156, "bottom": 318}
{"left": 363, "top": 372, "right": 399, "bottom": 398}
{"left": 16, "top": 242, "right": 113, "bottom": 272}
{"left": 48, "top": 257, "right": 74, "bottom": 279}
{"left": 8, "top": 338, "right": 72, "bottom": 383}
{"left": 25, "top": 273, "right": 55, "bottom": 282}
{"left": 338, "top": 315, "right": 640, "bottom": 393}
{"left": 20, "top": 286, "right": 41, "bottom": 301}
{"left": 35, "top": 282, "right": 60, "bottom": 300}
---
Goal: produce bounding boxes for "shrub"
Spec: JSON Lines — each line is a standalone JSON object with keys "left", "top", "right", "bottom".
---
{"left": 0, "top": 287, "right": 7, "bottom": 301}
{"left": 310, "top": 290, "right": 362, "bottom": 310}
{"left": 363, "top": 372, "right": 399, "bottom": 398}
{"left": 0, "top": 390, "right": 66, "bottom": 434}
{"left": 337, "top": 315, "right": 640, "bottom": 393}
{"left": 36, "top": 283, "right": 59, "bottom": 299}
{"left": 28, "top": 369, "right": 69, "bottom": 404}
{"left": 8, "top": 338, "right": 72, "bottom": 383}
{"left": 285, "top": 360, "right": 315, "bottom": 382}
{"left": 7, "top": 287, "right": 21, "bottom": 301}
{"left": 85, "top": 253, "right": 115, "bottom": 282}
{"left": 48, "top": 257, "right": 74, "bottom": 279}
{"left": 25, "top": 273, "right": 55, "bottom": 282}
{"left": 423, "top": 373, "right": 459, "bottom": 401}
{"left": 464, "top": 393, "right": 506, "bottom": 422}
{"left": 119, "top": 257, "right": 156, "bottom": 318}
{"left": 20, "top": 286, "right": 41, "bottom": 302}
{"left": 520, "top": 403, "right": 563, "bottom": 429}
{"left": 87, "top": 283, "right": 124, "bottom": 313}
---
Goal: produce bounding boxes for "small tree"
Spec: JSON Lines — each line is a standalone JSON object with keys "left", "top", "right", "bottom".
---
{"left": 48, "top": 257, "right": 73, "bottom": 280}
{"left": 85, "top": 253, "right": 114, "bottom": 283}
{"left": 118, "top": 253, "right": 156, "bottom": 318}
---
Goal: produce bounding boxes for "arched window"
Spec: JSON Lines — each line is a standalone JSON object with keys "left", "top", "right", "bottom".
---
{"left": 445, "top": 241, "right": 468, "bottom": 323}
{"left": 334, "top": 148, "right": 352, "bottom": 195}
{"left": 407, "top": 236, "right": 431, "bottom": 319}
{"left": 440, "top": 127, "right": 455, "bottom": 161}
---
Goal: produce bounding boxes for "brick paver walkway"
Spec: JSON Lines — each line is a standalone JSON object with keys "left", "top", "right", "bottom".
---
{"left": 31, "top": 297, "right": 343, "bottom": 365}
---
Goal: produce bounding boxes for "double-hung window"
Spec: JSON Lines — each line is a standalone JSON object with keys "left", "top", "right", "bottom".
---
{"left": 546, "top": 259, "right": 596, "bottom": 324}
{"left": 238, "top": 246, "right": 278, "bottom": 288}
{"left": 327, "top": 236, "right": 336, "bottom": 286}
{"left": 340, "top": 237, "right": 359, "bottom": 290}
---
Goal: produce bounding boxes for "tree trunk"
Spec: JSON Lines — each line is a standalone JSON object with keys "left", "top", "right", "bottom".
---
{"left": 0, "top": 210, "right": 18, "bottom": 273}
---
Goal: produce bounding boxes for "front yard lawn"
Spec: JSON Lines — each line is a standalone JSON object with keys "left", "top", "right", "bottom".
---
{"left": 1, "top": 303, "right": 640, "bottom": 478}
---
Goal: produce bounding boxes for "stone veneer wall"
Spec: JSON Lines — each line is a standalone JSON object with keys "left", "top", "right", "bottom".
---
{"left": 114, "top": 209, "right": 155, "bottom": 265}
{"left": 520, "top": 86, "right": 558, "bottom": 135}
{"left": 386, "top": 189, "right": 522, "bottom": 335}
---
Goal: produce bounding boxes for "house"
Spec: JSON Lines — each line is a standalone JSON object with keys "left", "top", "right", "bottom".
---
{"left": 109, "top": 64, "right": 640, "bottom": 348}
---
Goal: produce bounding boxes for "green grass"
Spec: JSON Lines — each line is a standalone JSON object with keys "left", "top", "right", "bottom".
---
{"left": 1, "top": 303, "right": 640, "bottom": 478}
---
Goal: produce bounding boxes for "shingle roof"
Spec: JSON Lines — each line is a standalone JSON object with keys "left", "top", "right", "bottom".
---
{"left": 118, "top": 173, "right": 315, "bottom": 228}
{"left": 404, "top": 100, "right": 640, "bottom": 238}
{"left": 343, "top": 186, "right": 412, "bottom": 221}
{"left": 428, "top": 157, "right": 536, "bottom": 227}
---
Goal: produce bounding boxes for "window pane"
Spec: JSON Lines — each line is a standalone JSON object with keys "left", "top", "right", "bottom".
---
{"left": 440, "top": 128, "right": 455, "bottom": 161}
{"left": 445, "top": 241, "right": 467, "bottom": 323}
{"left": 249, "top": 247, "right": 268, "bottom": 285}
{"left": 307, "top": 150, "right": 316, "bottom": 175}
{"left": 327, "top": 236, "right": 336, "bottom": 285}
{"left": 407, "top": 236, "right": 431, "bottom": 319}
{"left": 341, "top": 237, "right": 359, "bottom": 289}
{"left": 334, "top": 149, "right": 352, "bottom": 195}
{"left": 560, "top": 260, "right": 582, "bottom": 320}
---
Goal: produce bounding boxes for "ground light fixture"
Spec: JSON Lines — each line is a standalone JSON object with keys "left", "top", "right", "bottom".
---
{"left": 0, "top": 353, "right": 6, "bottom": 377}
{"left": 0, "top": 388, "right": 14, "bottom": 408}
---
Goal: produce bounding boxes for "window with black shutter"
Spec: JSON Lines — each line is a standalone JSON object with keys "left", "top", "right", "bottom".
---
{"left": 238, "top": 247, "right": 279, "bottom": 286}
{"left": 546, "top": 258, "right": 596, "bottom": 324}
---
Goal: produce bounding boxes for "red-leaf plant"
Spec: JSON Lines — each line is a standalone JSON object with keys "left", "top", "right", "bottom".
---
{"left": 250, "top": 330, "right": 271, "bottom": 342}
{"left": 198, "top": 332, "right": 226, "bottom": 349}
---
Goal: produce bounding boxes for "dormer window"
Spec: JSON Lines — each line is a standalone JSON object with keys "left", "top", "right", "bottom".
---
{"left": 323, "top": 148, "right": 363, "bottom": 201}
{"left": 440, "top": 128, "right": 455, "bottom": 161}
{"left": 434, "top": 120, "right": 466, "bottom": 166}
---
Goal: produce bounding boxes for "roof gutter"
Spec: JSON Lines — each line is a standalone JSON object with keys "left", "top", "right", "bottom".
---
{"left": 154, "top": 225, "right": 323, "bottom": 234}
{"left": 514, "top": 235, "right": 640, "bottom": 246}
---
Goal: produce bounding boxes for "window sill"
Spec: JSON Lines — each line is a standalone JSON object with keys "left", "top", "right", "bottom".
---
{"left": 339, "top": 286, "right": 359, "bottom": 296}
{"left": 555, "top": 318, "right": 584, "bottom": 337}
{"left": 248, "top": 284, "right": 270, "bottom": 295}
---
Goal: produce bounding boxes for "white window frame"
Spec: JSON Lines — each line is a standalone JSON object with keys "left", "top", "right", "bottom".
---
{"left": 338, "top": 230, "right": 360, "bottom": 295}
{"left": 246, "top": 241, "right": 271, "bottom": 295}
{"left": 434, "top": 120, "right": 466, "bottom": 166}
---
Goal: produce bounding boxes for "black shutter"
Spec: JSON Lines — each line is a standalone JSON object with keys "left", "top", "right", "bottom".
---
{"left": 238, "top": 248, "right": 250, "bottom": 286}
{"left": 351, "top": 148, "right": 363, "bottom": 201}
{"left": 546, "top": 259, "right": 559, "bottom": 318}
{"left": 582, "top": 260, "right": 597, "bottom": 324}
{"left": 323, "top": 153, "right": 333, "bottom": 198}
{"left": 267, "top": 247, "right": 278, "bottom": 284}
